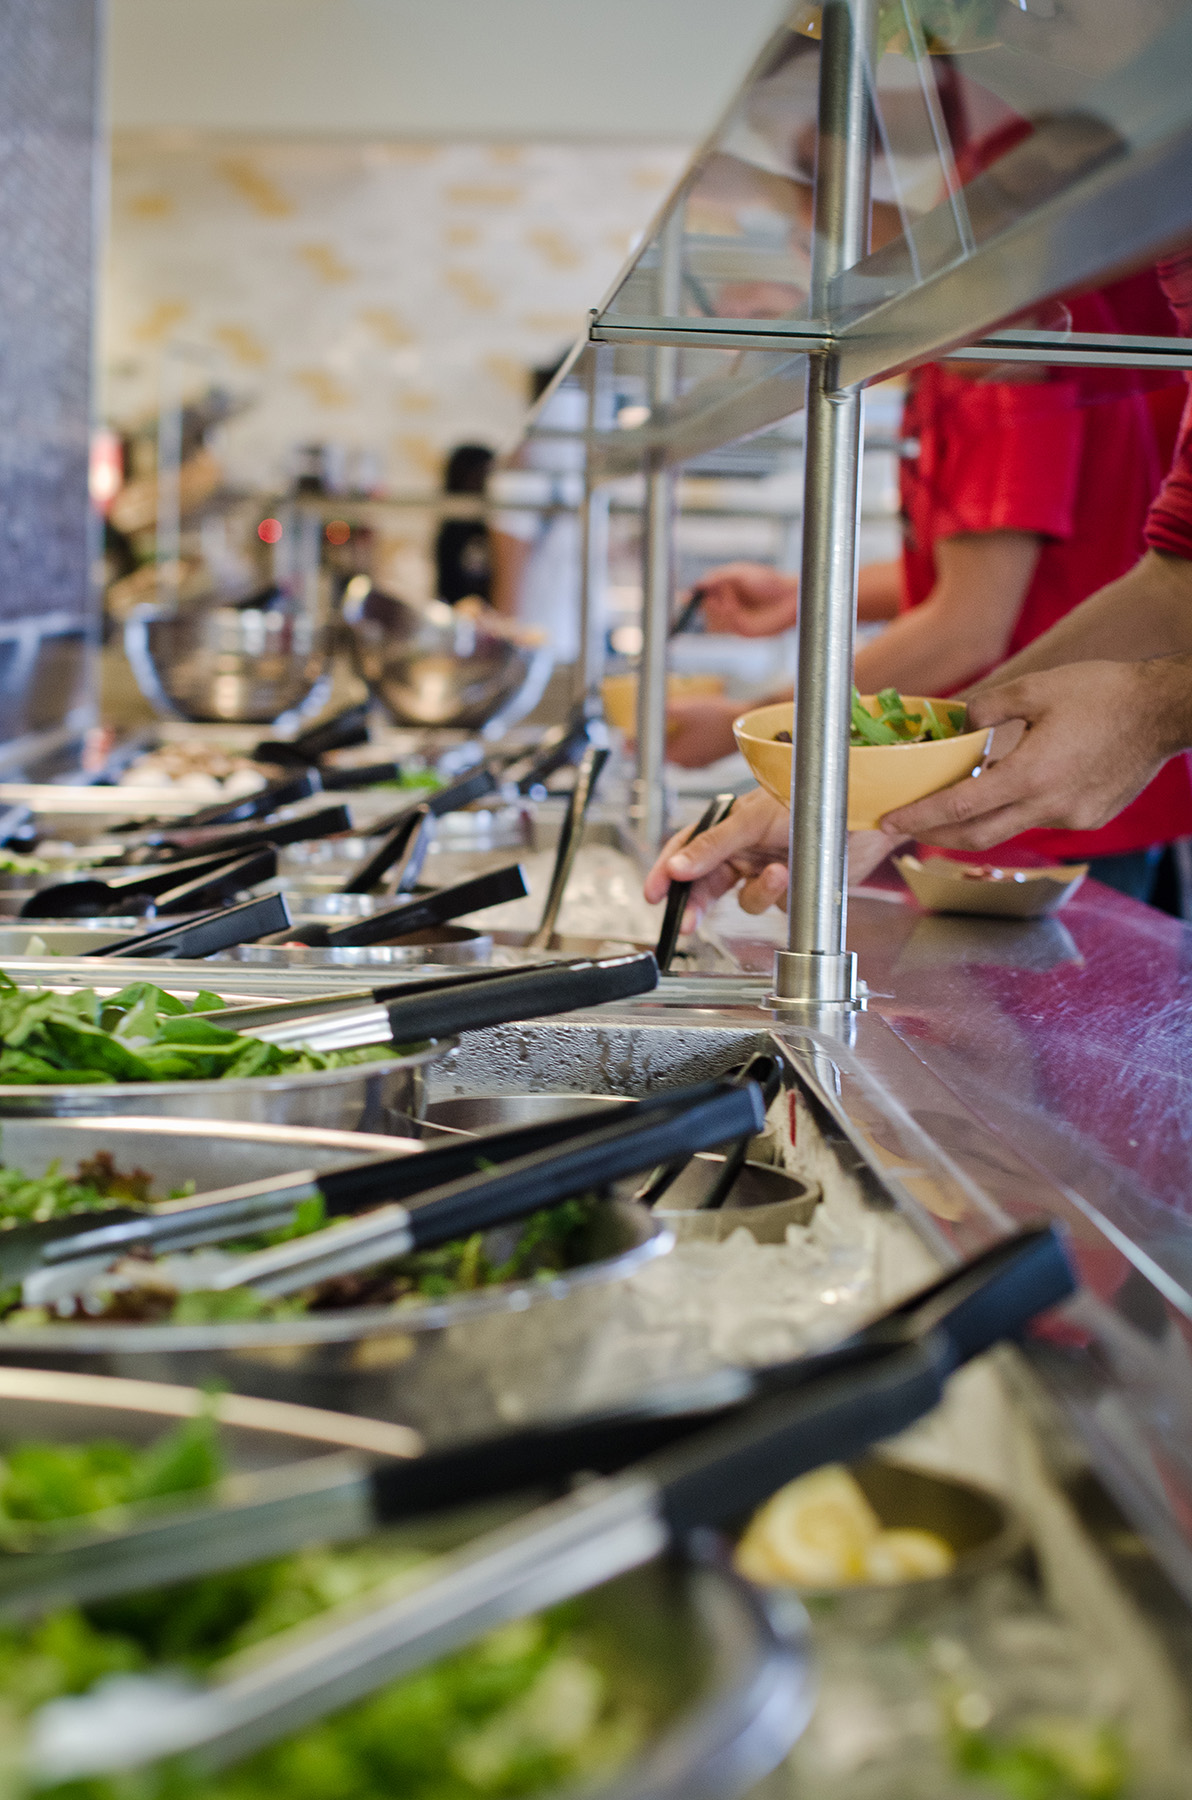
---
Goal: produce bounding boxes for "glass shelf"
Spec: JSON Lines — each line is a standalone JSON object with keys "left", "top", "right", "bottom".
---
{"left": 554, "top": 0, "right": 1192, "bottom": 471}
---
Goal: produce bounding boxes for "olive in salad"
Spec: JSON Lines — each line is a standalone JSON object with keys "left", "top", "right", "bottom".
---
{"left": 0, "top": 976, "right": 396, "bottom": 1086}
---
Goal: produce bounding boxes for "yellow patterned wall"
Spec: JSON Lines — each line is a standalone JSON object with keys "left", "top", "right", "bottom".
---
{"left": 103, "top": 134, "right": 687, "bottom": 491}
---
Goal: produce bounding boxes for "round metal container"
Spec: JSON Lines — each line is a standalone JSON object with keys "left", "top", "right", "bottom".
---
{"left": 0, "top": 1361, "right": 420, "bottom": 1466}
{"left": 0, "top": 1115, "right": 673, "bottom": 1442}
{"left": 423, "top": 1093, "right": 626, "bottom": 1133}
{"left": 653, "top": 1155, "right": 821, "bottom": 1245}
{"left": 740, "top": 1457, "right": 1028, "bottom": 1635}
{"left": 342, "top": 584, "right": 552, "bottom": 732}
{"left": 126, "top": 596, "right": 334, "bottom": 726}
{"left": 5, "top": 1372, "right": 812, "bottom": 1800}
{"left": 0, "top": 1040, "right": 448, "bottom": 1134}
{"left": 222, "top": 925, "right": 492, "bottom": 970}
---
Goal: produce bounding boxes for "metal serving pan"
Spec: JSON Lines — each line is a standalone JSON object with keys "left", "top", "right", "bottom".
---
{"left": 223, "top": 925, "right": 492, "bottom": 970}
{"left": 0, "top": 1115, "right": 671, "bottom": 1440}
{"left": 10, "top": 1378, "right": 808, "bottom": 1800}
{"left": 0, "top": 965, "right": 447, "bottom": 1132}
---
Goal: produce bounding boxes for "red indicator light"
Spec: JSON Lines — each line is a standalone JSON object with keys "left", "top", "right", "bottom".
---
{"left": 258, "top": 517, "right": 283, "bottom": 544}
{"left": 325, "top": 519, "right": 351, "bottom": 546}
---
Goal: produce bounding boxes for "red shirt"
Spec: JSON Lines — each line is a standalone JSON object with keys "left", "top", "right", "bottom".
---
{"left": 900, "top": 275, "right": 1192, "bottom": 860}
{"left": 1145, "top": 247, "right": 1192, "bottom": 560}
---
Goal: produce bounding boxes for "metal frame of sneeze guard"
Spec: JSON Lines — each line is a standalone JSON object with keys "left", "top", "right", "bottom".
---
{"left": 521, "top": 0, "right": 1192, "bottom": 1004}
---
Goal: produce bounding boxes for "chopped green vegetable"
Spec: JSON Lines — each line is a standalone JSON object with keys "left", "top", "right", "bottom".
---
{"left": 0, "top": 974, "right": 397, "bottom": 1086}
{"left": 849, "top": 687, "right": 967, "bottom": 748}
{"left": 0, "top": 852, "right": 52, "bottom": 876}
{"left": 0, "top": 1422, "right": 653, "bottom": 1800}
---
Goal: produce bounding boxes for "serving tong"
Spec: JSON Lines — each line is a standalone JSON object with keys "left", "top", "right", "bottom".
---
{"left": 15, "top": 1226, "right": 1076, "bottom": 1781}
{"left": 337, "top": 763, "right": 498, "bottom": 894}
{"left": 23, "top": 1077, "right": 761, "bottom": 1309}
{"left": 262, "top": 862, "right": 528, "bottom": 951}
{"left": 80, "top": 890, "right": 291, "bottom": 962}
{"left": 1, "top": 1048, "right": 773, "bottom": 1293}
{"left": 17, "top": 844, "right": 281, "bottom": 920}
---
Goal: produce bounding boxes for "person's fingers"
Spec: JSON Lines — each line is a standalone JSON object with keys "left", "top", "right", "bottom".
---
{"left": 848, "top": 829, "right": 905, "bottom": 885}
{"left": 905, "top": 801, "right": 1049, "bottom": 852}
{"left": 965, "top": 678, "right": 1039, "bottom": 731}
{"left": 738, "top": 863, "right": 788, "bottom": 913}
{"left": 644, "top": 821, "right": 705, "bottom": 903}
{"left": 666, "top": 795, "right": 784, "bottom": 882}
{"left": 881, "top": 749, "right": 1030, "bottom": 840}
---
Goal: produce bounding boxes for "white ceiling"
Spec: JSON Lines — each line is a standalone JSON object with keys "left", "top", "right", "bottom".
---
{"left": 108, "top": 0, "right": 789, "bottom": 139}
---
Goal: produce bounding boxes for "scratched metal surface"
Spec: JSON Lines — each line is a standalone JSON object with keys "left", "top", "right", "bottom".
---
{"left": 852, "top": 875, "right": 1192, "bottom": 1301}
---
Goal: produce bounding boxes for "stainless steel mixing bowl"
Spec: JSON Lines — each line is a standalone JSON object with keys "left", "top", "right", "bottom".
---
{"left": 223, "top": 925, "right": 492, "bottom": 969}
{"left": 126, "top": 595, "right": 334, "bottom": 726}
{"left": 342, "top": 581, "right": 551, "bottom": 733}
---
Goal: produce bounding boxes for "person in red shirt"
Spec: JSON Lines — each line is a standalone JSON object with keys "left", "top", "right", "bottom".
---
{"left": 644, "top": 250, "right": 1192, "bottom": 922}
{"left": 666, "top": 270, "right": 1192, "bottom": 905}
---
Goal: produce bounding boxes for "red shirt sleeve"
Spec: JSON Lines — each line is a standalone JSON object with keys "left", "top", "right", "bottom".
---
{"left": 909, "top": 371, "right": 1084, "bottom": 542}
{"left": 1143, "top": 251, "right": 1192, "bottom": 560}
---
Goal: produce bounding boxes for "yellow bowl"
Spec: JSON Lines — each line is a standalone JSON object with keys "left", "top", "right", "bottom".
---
{"left": 601, "top": 672, "right": 725, "bottom": 737}
{"left": 733, "top": 698, "right": 992, "bottom": 831}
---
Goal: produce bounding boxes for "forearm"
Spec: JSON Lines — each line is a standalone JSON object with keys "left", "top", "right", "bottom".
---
{"left": 856, "top": 559, "right": 902, "bottom": 622}
{"left": 967, "top": 551, "right": 1192, "bottom": 692}
{"left": 854, "top": 601, "right": 991, "bottom": 696}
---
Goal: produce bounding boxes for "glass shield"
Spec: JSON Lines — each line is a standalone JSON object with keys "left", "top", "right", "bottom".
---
{"left": 595, "top": 0, "right": 1192, "bottom": 409}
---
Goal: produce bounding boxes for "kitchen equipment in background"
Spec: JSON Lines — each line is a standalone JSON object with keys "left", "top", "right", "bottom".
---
{"left": 342, "top": 578, "right": 552, "bottom": 734}
{"left": 126, "top": 516, "right": 335, "bottom": 727}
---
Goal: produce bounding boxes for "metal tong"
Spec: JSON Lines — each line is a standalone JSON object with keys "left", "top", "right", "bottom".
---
{"left": 270, "top": 863, "right": 529, "bottom": 950}
{"left": 1, "top": 1075, "right": 738, "bottom": 1288}
{"left": 118, "top": 802, "right": 354, "bottom": 867}
{"left": 527, "top": 741, "right": 609, "bottom": 951}
{"left": 653, "top": 792, "right": 735, "bottom": 974}
{"left": 18, "top": 845, "right": 279, "bottom": 920}
{"left": 339, "top": 764, "right": 498, "bottom": 894}
{"left": 79, "top": 891, "right": 291, "bottom": 961}
{"left": 20, "top": 1227, "right": 1075, "bottom": 1780}
{"left": 23, "top": 1077, "right": 761, "bottom": 1307}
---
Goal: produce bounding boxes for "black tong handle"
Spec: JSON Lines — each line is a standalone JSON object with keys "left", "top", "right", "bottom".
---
{"left": 382, "top": 948, "right": 659, "bottom": 1044}
{"left": 654, "top": 793, "right": 735, "bottom": 974}
{"left": 341, "top": 765, "right": 497, "bottom": 894}
{"left": 399, "top": 1079, "right": 765, "bottom": 1251}
{"left": 148, "top": 803, "right": 352, "bottom": 864}
{"left": 153, "top": 847, "right": 277, "bottom": 917}
{"left": 369, "top": 1225, "right": 1076, "bottom": 1524}
{"left": 254, "top": 704, "right": 371, "bottom": 766}
{"left": 282, "top": 864, "right": 528, "bottom": 949}
{"left": 84, "top": 891, "right": 291, "bottom": 960}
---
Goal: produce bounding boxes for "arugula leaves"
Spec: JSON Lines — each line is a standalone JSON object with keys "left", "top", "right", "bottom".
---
{"left": 850, "top": 688, "right": 967, "bottom": 748}
{"left": 0, "top": 974, "right": 392, "bottom": 1086}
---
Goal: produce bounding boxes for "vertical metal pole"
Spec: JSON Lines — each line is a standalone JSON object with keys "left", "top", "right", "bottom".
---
{"left": 632, "top": 210, "right": 683, "bottom": 853}
{"left": 774, "top": 0, "right": 874, "bottom": 1008}
{"left": 574, "top": 346, "right": 610, "bottom": 712}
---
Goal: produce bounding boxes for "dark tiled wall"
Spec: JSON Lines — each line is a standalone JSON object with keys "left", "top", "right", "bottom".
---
{"left": 0, "top": 0, "right": 101, "bottom": 762}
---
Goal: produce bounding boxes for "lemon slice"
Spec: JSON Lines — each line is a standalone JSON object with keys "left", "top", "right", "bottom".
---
{"left": 862, "top": 1527, "right": 955, "bottom": 1584}
{"left": 735, "top": 1464, "right": 883, "bottom": 1587}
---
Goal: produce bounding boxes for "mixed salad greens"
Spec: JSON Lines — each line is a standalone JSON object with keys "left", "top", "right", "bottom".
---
{"left": 0, "top": 1150, "right": 598, "bottom": 1327}
{"left": 0, "top": 977, "right": 396, "bottom": 1086}
{"left": 0, "top": 1420, "right": 651, "bottom": 1800}
{"left": 849, "top": 688, "right": 967, "bottom": 749}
